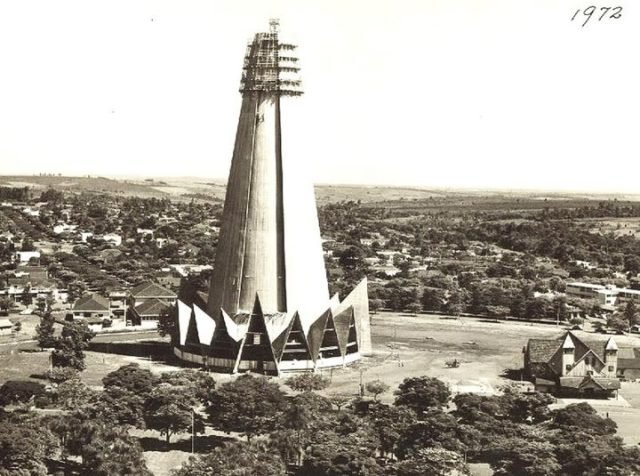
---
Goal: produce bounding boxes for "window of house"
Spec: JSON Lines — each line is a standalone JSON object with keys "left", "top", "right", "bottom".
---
{"left": 566, "top": 364, "right": 572, "bottom": 371}
{"left": 587, "top": 370, "right": 594, "bottom": 376}
{"left": 608, "top": 365, "right": 614, "bottom": 372}
{"left": 253, "top": 333, "right": 261, "bottom": 345}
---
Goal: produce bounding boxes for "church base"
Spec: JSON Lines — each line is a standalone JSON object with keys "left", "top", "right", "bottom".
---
{"left": 173, "top": 347, "right": 361, "bottom": 375}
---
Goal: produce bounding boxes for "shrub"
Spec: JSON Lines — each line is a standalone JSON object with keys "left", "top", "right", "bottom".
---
{"left": 46, "top": 367, "right": 80, "bottom": 384}
{"left": 0, "top": 380, "right": 46, "bottom": 405}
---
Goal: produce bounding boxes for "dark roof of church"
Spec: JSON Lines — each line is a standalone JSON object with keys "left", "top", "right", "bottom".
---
{"left": 528, "top": 332, "right": 612, "bottom": 364}
{"left": 527, "top": 339, "right": 561, "bottom": 363}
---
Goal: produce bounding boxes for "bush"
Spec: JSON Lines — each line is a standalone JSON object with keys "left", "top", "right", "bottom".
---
{"left": 34, "top": 394, "right": 54, "bottom": 408}
{"left": 285, "top": 373, "right": 331, "bottom": 392}
{"left": 46, "top": 367, "right": 80, "bottom": 384}
{"left": 0, "top": 380, "right": 46, "bottom": 405}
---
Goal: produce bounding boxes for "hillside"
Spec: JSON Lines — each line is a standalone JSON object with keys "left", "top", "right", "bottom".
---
{"left": 1, "top": 175, "right": 639, "bottom": 206}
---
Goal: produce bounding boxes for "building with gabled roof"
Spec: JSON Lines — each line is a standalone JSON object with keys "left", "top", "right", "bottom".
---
{"left": 72, "top": 293, "right": 110, "bottom": 320}
{"left": 524, "top": 331, "right": 620, "bottom": 397}
{"left": 130, "top": 281, "right": 177, "bottom": 301}
{"left": 127, "top": 281, "right": 176, "bottom": 325}
{"left": 129, "top": 298, "right": 171, "bottom": 324}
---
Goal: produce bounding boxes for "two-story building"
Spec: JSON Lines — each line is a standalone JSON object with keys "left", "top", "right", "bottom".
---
{"left": 127, "top": 281, "right": 176, "bottom": 325}
{"left": 524, "top": 331, "right": 620, "bottom": 397}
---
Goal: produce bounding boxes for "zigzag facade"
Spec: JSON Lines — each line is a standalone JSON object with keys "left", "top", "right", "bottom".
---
{"left": 174, "top": 279, "right": 368, "bottom": 375}
{"left": 172, "top": 20, "right": 371, "bottom": 373}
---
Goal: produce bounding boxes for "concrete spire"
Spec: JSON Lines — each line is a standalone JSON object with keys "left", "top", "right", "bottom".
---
{"left": 207, "top": 22, "right": 328, "bottom": 318}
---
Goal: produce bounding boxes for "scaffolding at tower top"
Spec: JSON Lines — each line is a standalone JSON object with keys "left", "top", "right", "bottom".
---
{"left": 239, "top": 21, "right": 303, "bottom": 96}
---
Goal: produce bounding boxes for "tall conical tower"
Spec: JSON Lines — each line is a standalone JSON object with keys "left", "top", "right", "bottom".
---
{"left": 174, "top": 20, "right": 370, "bottom": 372}
{"left": 207, "top": 19, "right": 330, "bottom": 324}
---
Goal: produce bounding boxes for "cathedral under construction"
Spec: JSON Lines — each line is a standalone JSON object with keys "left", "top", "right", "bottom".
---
{"left": 173, "top": 20, "right": 370, "bottom": 375}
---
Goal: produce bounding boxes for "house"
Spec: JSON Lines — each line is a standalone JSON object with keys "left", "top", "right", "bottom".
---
{"left": 617, "top": 347, "right": 640, "bottom": 381}
{"left": 96, "top": 248, "right": 122, "bottom": 264}
{"left": 128, "top": 281, "right": 176, "bottom": 324}
{"left": 22, "top": 207, "right": 40, "bottom": 217}
{"left": 524, "top": 331, "right": 620, "bottom": 397}
{"left": 53, "top": 223, "right": 78, "bottom": 235}
{"left": 0, "top": 318, "right": 13, "bottom": 336}
{"left": 156, "top": 272, "right": 181, "bottom": 290}
{"left": 15, "top": 251, "right": 40, "bottom": 264}
{"left": 129, "top": 298, "right": 171, "bottom": 324}
{"left": 108, "top": 290, "right": 128, "bottom": 319}
{"left": 102, "top": 233, "right": 122, "bottom": 247}
{"left": 72, "top": 294, "right": 110, "bottom": 320}
{"left": 16, "top": 265, "right": 48, "bottom": 282}
{"left": 136, "top": 228, "right": 154, "bottom": 238}
{"left": 181, "top": 243, "right": 201, "bottom": 256}
{"left": 79, "top": 232, "right": 94, "bottom": 242}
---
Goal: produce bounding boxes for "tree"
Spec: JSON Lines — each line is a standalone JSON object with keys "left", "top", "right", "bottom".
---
{"left": 365, "top": 379, "right": 390, "bottom": 401}
{"left": 158, "top": 369, "right": 216, "bottom": 404}
{"left": 421, "top": 287, "right": 445, "bottom": 312}
{"left": 157, "top": 305, "right": 178, "bottom": 344}
{"left": 36, "top": 296, "right": 47, "bottom": 314}
{"left": 0, "top": 417, "right": 59, "bottom": 475}
{"left": 56, "top": 379, "right": 96, "bottom": 410}
{"left": 551, "top": 402, "right": 617, "bottom": 436}
{"left": 206, "top": 374, "right": 287, "bottom": 441}
{"left": 103, "top": 363, "right": 157, "bottom": 394}
{"left": 143, "top": 384, "right": 203, "bottom": 445}
{"left": 285, "top": 373, "right": 331, "bottom": 393}
{"left": 329, "top": 393, "right": 352, "bottom": 411}
{"left": 21, "top": 236, "right": 35, "bottom": 252}
{"left": 607, "top": 314, "right": 628, "bottom": 333}
{"left": 54, "top": 416, "right": 152, "bottom": 476}
{"left": 397, "top": 411, "right": 467, "bottom": 458}
{"left": 406, "top": 302, "right": 422, "bottom": 316}
{"left": 392, "top": 448, "right": 469, "bottom": 476}
{"left": 22, "top": 283, "right": 33, "bottom": 306}
{"left": 0, "top": 297, "right": 12, "bottom": 312}
{"left": 93, "top": 385, "right": 146, "bottom": 428}
{"left": 443, "top": 290, "right": 467, "bottom": 316}
{"left": 623, "top": 299, "right": 639, "bottom": 331}
{"left": 369, "top": 298, "right": 385, "bottom": 314}
{"left": 35, "top": 312, "right": 57, "bottom": 349}
{"left": 0, "top": 380, "right": 46, "bottom": 405}
{"left": 46, "top": 367, "right": 80, "bottom": 383}
{"left": 51, "top": 321, "right": 95, "bottom": 370}
{"left": 394, "top": 376, "right": 450, "bottom": 415}
{"left": 301, "top": 436, "right": 383, "bottom": 476}
{"left": 488, "top": 438, "right": 561, "bottom": 476}
{"left": 278, "top": 392, "right": 334, "bottom": 466}
{"left": 172, "top": 441, "right": 287, "bottom": 476}
{"left": 365, "top": 402, "right": 414, "bottom": 458}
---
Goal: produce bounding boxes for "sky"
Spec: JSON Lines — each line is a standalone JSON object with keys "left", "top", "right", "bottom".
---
{"left": 0, "top": 0, "right": 638, "bottom": 193}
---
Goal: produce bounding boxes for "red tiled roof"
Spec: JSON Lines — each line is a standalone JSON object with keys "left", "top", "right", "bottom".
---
{"left": 131, "top": 281, "right": 176, "bottom": 299}
{"left": 134, "top": 298, "right": 170, "bottom": 316}
{"left": 73, "top": 294, "right": 109, "bottom": 312}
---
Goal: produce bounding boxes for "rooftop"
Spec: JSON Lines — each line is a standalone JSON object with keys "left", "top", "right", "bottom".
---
{"left": 131, "top": 281, "right": 177, "bottom": 299}
{"left": 73, "top": 293, "right": 109, "bottom": 312}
